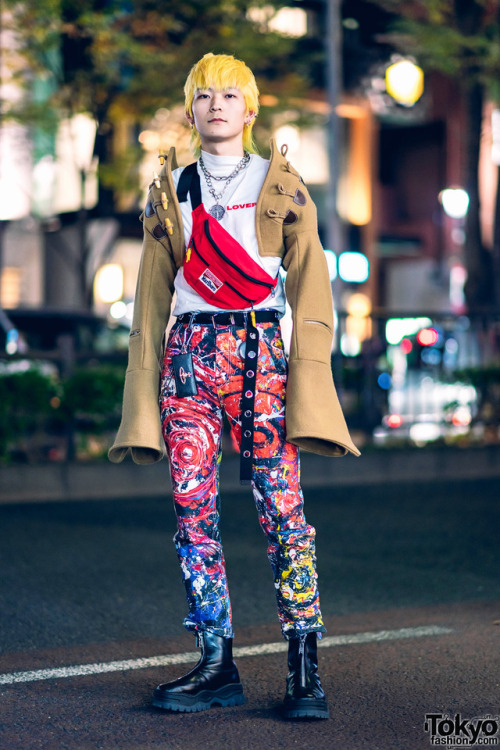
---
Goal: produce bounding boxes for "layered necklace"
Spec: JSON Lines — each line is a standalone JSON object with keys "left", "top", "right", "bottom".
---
{"left": 198, "top": 152, "right": 251, "bottom": 220}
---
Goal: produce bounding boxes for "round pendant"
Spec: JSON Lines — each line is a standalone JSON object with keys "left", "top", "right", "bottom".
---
{"left": 209, "top": 204, "right": 225, "bottom": 220}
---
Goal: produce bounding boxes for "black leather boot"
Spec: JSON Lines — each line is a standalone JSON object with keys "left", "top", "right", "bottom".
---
{"left": 283, "top": 632, "right": 329, "bottom": 719}
{"left": 152, "top": 631, "right": 245, "bottom": 713}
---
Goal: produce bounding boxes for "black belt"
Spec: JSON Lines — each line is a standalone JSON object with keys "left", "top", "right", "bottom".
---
{"left": 176, "top": 310, "right": 280, "bottom": 484}
{"left": 176, "top": 310, "right": 279, "bottom": 326}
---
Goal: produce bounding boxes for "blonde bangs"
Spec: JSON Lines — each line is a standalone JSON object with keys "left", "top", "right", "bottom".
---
{"left": 184, "top": 53, "right": 260, "bottom": 155}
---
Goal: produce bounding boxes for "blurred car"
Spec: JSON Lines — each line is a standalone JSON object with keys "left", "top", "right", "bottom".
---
{"left": 373, "top": 373, "right": 478, "bottom": 447}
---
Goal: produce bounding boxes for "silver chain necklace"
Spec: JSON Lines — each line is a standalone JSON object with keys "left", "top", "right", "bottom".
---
{"left": 199, "top": 152, "right": 251, "bottom": 220}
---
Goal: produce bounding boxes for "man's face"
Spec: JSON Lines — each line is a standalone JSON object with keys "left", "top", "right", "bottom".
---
{"left": 188, "top": 87, "right": 254, "bottom": 153}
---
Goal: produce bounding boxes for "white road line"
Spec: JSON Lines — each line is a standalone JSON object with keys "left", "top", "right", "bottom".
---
{"left": 0, "top": 625, "right": 453, "bottom": 686}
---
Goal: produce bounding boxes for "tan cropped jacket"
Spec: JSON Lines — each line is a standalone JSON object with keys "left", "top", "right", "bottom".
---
{"left": 108, "top": 139, "right": 360, "bottom": 464}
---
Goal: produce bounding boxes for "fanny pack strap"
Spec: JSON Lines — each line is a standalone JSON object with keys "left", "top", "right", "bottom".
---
{"left": 176, "top": 162, "right": 201, "bottom": 208}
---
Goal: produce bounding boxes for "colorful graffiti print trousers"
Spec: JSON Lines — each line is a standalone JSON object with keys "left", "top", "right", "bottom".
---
{"left": 160, "top": 318, "right": 326, "bottom": 640}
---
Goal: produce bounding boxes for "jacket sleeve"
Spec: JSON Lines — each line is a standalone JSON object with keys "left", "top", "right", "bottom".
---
{"left": 281, "top": 176, "right": 360, "bottom": 458}
{"left": 108, "top": 226, "right": 177, "bottom": 465}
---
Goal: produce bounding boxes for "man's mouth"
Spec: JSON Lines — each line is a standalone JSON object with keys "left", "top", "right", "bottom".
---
{"left": 209, "top": 118, "right": 226, "bottom": 123}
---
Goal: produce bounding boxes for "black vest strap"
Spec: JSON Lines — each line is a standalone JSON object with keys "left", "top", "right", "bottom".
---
{"left": 176, "top": 162, "right": 202, "bottom": 208}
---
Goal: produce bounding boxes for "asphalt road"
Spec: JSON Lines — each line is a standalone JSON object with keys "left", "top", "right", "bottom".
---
{"left": 0, "top": 476, "right": 499, "bottom": 749}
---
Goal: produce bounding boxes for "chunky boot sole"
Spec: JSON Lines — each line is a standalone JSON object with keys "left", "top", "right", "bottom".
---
{"left": 283, "top": 697, "right": 330, "bottom": 720}
{"left": 152, "top": 682, "right": 245, "bottom": 713}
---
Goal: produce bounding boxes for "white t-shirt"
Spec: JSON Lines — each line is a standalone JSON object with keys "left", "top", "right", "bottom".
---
{"left": 171, "top": 150, "right": 286, "bottom": 316}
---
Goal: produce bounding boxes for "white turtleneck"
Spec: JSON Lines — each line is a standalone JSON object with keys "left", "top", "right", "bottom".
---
{"left": 171, "top": 150, "right": 286, "bottom": 316}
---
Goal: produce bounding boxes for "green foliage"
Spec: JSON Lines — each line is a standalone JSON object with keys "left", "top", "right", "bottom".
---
{"left": 3, "top": 0, "right": 310, "bottom": 125}
{"left": 2, "top": 0, "right": 318, "bottom": 201}
{"left": 0, "top": 363, "right": 125, "bottom": 463}
{"left": 0, "top": 368, "right": 58, "bottom": 462}
{"left": 60, "top": 364, "right": 125, "bottom": 430}
{"left": 98, "top": 144, "right": 144, "bottom": 193}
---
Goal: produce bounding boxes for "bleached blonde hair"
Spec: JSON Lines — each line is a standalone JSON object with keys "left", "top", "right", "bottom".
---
{"left": 184, "top": 53, "right": 260, "bottom": 155}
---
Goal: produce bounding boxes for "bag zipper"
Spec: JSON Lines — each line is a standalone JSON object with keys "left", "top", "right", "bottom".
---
{"left": 189, "top": 238, "right": 255, "bottom": 304}
{"left": 223, "top": 279, "right": 255, "bottom": 304}
{"left": 204, "top": 219, "right": 274, "bottom": 290}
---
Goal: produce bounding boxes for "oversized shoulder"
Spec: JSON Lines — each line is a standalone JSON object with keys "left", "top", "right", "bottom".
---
{"left": 140, "top": 146, "right": 184, "bottom": 268}
{"left": 259, "top": 139, "right": 318, "bottom": 238}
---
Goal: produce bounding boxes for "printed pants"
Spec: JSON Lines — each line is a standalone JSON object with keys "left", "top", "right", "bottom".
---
{"left": 160, "top": 319, "right": 325, "bottom": 640}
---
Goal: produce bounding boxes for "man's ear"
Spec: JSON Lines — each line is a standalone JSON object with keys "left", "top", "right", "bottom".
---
{"left": 246, "top": 110, "right": 256, "bottom": 125}
{"left": 185, "top": 112, "right": 194, "bottom": 127}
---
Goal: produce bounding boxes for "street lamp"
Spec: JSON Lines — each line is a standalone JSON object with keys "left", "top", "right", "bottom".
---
{"left": 439, "top": 187, "right": 469, "bottom": 313}
{"left": 385, "top": 59, "right": 424, "bottom": 107}
{"left": 439, "top": 187, "right": 470, "bottom": 219}
{"left": 71, "top": 114, "right": 97, "bottom": 203}
{"left": 70, "top": 114, "right": 97, "bottom": 308}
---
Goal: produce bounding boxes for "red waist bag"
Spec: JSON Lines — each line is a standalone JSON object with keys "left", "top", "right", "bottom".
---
{"left": 177, "top": 163, "right": 277, "bottom": 309}
{"left": 184, "top": 204, "right": 277, "bottom": 308}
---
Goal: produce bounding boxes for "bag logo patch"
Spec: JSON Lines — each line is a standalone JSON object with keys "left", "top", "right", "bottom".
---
{"left": 199, "top": 268, "right": 223, "bottom": 294}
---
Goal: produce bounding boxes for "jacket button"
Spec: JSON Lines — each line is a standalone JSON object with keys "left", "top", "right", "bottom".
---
{"left": 283, "top": 209, "right": 298, "bottom": 225}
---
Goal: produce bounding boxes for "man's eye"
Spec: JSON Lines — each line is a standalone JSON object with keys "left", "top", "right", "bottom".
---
{"left": 225, "top": 93, "right": 235, "bottom": 98}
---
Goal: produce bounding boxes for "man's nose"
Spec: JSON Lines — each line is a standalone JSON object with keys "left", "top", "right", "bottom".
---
{"left": 210, "top": 95, "right": 223, "bottom": 110}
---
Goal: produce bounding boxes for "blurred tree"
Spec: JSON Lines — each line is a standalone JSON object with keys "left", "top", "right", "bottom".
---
{"left": 0, "top": 369, "right": 57, "bottom": 463}
{"left": 2, "top": 0, "right": 308, "bottom": 213}
{"left": 366, "top": 0, "right": 500, "bottom": 311}
{"left": 2, "top": 0, "right": 317, "bottom": 310}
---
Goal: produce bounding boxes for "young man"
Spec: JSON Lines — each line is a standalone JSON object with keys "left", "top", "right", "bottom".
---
{"left": 109, "top": 53, "right": 359, "bottom": 719}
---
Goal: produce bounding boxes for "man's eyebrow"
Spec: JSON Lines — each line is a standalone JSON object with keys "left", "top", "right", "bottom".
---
{"left": 196, "top": 87, "right": 240, "bottom": 93}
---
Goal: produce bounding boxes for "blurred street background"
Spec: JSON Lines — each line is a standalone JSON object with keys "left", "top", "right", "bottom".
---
{"left": 1, "top": 0, "right": 500, "bottom": 461}
{"left": 0, "top": 1, "right": 499, "bottom": 748}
